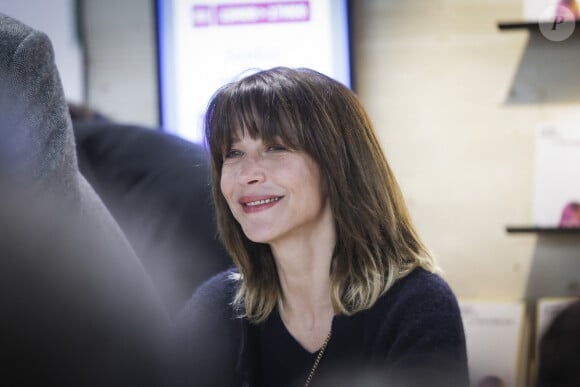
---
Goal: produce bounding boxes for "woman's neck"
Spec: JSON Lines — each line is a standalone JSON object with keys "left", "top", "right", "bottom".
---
{"left": 270, "top": 211, "right": 336, "bottom": 321}
{"left": 269, "top": 214, "right": 336, "bottom": 352}
{"left": 277, "top": 260, "right": 334, "bottom": 329}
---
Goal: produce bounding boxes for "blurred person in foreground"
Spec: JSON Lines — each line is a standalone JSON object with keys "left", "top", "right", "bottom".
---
{"left": 173, "top": 67, "right": 469, "bottom": 387}
{"left": 0, "top": 12, "right": 168, "bottom": 386}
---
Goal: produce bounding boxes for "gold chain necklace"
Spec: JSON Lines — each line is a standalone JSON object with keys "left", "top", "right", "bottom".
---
{"left": 303, "top": 329, "right": 332, "bottom": 387}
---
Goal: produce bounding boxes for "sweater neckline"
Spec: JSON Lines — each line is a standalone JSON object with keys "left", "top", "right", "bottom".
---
{"left": 271, "top": 307, "right": 336, "bottom": 356}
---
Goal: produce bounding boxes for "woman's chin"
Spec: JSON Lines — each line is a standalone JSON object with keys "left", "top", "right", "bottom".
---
{"left": 242, "top": 228, "right": 276, "bottom": 245}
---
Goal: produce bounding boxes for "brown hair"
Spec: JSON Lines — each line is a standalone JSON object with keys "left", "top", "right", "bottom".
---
{"left": 204, "top": 67, "right": 439, "bottom": 323}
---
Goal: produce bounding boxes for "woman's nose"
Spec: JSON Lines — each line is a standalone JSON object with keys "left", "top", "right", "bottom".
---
{"left": 238, "top": 155, "right": 265, "bottom": 185}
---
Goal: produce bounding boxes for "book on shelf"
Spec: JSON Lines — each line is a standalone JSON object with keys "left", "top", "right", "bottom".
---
{"left": 533, "top": 123, "right": 580, "bottom": 228}
{"left": 459, "top": 300, "right": 529, "bottom": 387}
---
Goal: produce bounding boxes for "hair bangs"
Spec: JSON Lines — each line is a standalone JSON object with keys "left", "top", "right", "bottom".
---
{"left": 205, "top": 73, "right": 307, "bottom": 168}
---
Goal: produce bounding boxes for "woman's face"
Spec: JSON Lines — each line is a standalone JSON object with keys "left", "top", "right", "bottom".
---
{"left": 220, "top": 132, "right": 332, "bottom": 245}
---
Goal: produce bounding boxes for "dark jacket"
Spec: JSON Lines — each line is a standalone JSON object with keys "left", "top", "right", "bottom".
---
{"left": 0, "top": 13, "right": 169, "bottom": 386}
{"left": 173, "top": 268, "right": 470, "bottom": 387}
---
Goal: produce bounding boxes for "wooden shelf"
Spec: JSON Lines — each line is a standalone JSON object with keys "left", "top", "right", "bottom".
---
{"left": 506, "top": 226, "right": 580, "bottom": 234}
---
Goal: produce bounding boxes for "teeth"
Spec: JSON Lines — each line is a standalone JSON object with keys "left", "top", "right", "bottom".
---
{"left": 246, "top": 197, "right": 281, "bottom": 206}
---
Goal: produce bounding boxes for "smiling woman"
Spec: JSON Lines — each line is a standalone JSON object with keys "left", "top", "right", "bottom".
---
{"left": 172, "top": 67, "right": 469, "bottom": 387}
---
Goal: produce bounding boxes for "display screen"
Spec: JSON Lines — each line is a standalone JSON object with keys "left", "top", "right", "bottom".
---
{"left": 157, "top": 0, "right": 352, "bottom": 142}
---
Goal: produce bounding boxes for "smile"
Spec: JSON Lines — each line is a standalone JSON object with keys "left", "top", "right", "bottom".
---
{"left": 244, "top": 197, "right": 282, "bottom": 207}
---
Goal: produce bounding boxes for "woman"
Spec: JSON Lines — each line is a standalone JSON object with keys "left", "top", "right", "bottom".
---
{"left": 174, "top": 67, "right": 469, "bottom": 387}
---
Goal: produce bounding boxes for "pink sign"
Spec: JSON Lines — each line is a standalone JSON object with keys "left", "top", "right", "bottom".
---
{"left": 192, "top": 1, "right": 310, "bottom": 27}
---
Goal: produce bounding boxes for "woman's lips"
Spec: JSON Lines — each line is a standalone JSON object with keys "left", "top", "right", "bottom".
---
{"left": 239, "top": 195, "right": 284, "bottom": 213}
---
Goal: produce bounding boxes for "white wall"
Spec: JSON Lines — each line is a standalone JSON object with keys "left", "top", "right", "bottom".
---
{"left": 0, "top": 0, "right": 84, "bottom": 102}
{"left": 352, "top": 0, "right": 580, "bottom": 303}
{"left": 82, "top": 0, "right": 158, "bottom": 126}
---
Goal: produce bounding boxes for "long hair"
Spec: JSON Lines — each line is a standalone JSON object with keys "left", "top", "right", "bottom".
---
{"left": 204, "top": 67, "right": 439, "bottom": 323}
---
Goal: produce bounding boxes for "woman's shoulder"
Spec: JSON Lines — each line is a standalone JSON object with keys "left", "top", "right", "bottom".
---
{"left": 394, "top": 267, "right": 457, "bottom": 301}
{"left": 363, "top": 267, "right": 469, "bottom": 385}
{"left": 176, "top": 267, "right": 241, "bottom": 322}
{"left": 170, "top": 268, "right": 244, "bottom": 386}
{"left": 191, "top": 267, "right": 240, "bottom": 300}
{"left": 372, "top": 267, "right": 462, "bottom": 322}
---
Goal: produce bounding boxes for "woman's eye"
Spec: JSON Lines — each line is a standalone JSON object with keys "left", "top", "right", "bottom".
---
{"left": 224, "top": 149, "right": 242, "bottom": 159}
{"left": 266, "top": 144, "right": 287, "bottom": 152}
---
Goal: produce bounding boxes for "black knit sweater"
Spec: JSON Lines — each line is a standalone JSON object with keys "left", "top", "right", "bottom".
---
{"left": 172, "top": 268, "right": 469, "bottom": 387}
